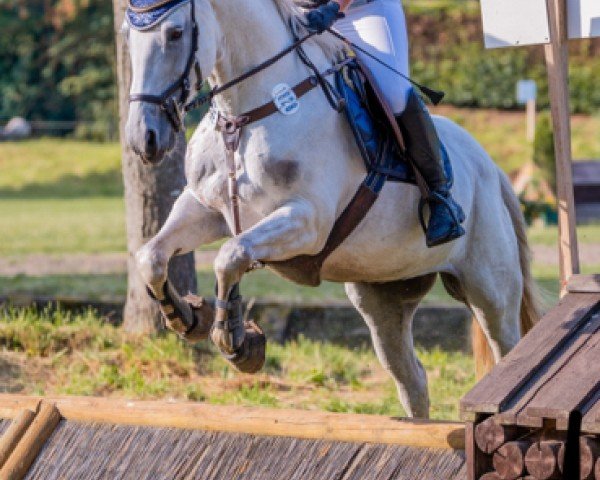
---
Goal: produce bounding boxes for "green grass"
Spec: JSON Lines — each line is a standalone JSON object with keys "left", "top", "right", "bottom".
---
{"left": 1, "top": 121, "right": 600, "bottom": 255}
{"left": 0, "top": 139, "right": 122, "bottom": 198}
{"left": 0, "top": 307, "right": 475, "bottom": 419}
{"left": 528, "top": 223, "right": 600, "bottom": 246}
{"left": 4, "top": 264, "right": 599, "bottom": 307}
{"left": 0, "top": 268, "right": 455, "bottom": 304}
{"left": 436, "top": 107, "right": 600, "bottom": 174}
{"left": 0, "top": 198, "right": 125, "bottom": 255}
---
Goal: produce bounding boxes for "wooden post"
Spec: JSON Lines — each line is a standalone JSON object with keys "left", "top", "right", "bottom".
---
{"left": 526, "top": 99, "right": 536, "bottom": 143}
{"left": 0, "top": 401, "right": 61, "bottom": 480}
{"left": 544, "top": 0, "right": 580, "bottom": 296}
{"left": 0, "top": 409, "right": 36, "bottom": 469}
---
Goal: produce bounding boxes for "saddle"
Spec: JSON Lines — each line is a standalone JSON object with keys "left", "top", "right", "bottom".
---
{"left": 334, "top": 58, "right": 454, "bottom": 189}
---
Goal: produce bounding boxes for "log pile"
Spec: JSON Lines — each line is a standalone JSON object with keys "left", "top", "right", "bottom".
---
{"left": 471, "top": 415, "right": 600, "bottom": 480}
{"left": 461, "top": 288, "right": 600, "bottom": 480}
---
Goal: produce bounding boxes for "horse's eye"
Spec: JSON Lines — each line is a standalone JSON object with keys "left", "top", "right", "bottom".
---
{"left": 168, "top": 28, "right": 183, "bottom": 41}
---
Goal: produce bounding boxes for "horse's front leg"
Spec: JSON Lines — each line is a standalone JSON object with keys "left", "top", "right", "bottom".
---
{"left": 211, "top": 199, "right": 326, "bottom": 372}
{"left": 135, "top": 189, "right": 228, "bottom": 341}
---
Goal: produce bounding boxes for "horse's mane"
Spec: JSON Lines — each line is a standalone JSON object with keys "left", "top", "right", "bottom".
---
{"left": 271, "top": 0, "right": 344, "bottom": 61}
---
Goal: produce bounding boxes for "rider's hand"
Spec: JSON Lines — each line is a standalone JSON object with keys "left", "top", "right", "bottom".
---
{"left": 304, "top": 1, "right": 345, "bottom": 34}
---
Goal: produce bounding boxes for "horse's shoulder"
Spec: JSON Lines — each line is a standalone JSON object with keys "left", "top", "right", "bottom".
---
{"left": 186, "top": 121, "right": 220, "bottom": 180}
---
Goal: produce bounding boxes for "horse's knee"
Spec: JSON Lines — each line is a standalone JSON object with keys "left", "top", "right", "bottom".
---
{"left": 135, "top": 241, "right": 169, "bottom": 289}
{"left": 214, "top": 238, "right": 253, "bottom": 284}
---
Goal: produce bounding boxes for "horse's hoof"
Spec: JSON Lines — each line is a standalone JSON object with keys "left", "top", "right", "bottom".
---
{"left": 180, "top": 294, "right": 214, "bottom": 342}
{"left": 222, "top": 320, "right": 266, "bottom": 374}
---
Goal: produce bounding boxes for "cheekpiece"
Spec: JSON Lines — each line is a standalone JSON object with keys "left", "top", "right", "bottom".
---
{"left": 126, "top": 0, "right": 190, "bottom": 30}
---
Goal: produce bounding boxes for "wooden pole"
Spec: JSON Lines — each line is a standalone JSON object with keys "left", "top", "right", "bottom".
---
{"left": 0, "top": 409, "right": 37, "bottom": 469}
{"left": 0, "top": 401, "right": 61, "bottom": 480}
{"left": 544, "top": 0, "right": 580, "bottom": 296}
{"left": 526, "top": 99, "right": 536, "bottom": 143}
{"left": 0, "top": 394, "right": 464, "bottom": 450}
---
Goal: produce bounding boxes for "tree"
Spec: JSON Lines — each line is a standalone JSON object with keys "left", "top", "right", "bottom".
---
{"left": 112, "top": 0, "right": 196, "bottom": 333}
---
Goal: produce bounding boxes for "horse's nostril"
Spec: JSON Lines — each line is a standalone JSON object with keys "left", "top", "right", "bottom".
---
{"left": 146, "top": 129, "right": 157, "bottom": 147}
{"left": 145, "top": 129, "right": 158, "bottom": 157}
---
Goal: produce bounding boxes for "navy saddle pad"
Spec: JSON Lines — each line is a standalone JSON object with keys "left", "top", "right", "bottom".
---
{"left": 334, "top": 60, "right": 452, "bottom": 186}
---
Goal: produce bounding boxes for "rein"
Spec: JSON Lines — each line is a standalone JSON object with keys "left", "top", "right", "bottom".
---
{"left": 184, "top": 30, "right": 318, "bottom": 114}
{"left": 128, "top": 0, "right": 319, "bottom": 132}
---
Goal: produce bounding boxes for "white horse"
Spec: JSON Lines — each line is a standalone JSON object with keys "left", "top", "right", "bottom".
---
{"left": 124, "top": 0, "right": 540, "bottom": 417}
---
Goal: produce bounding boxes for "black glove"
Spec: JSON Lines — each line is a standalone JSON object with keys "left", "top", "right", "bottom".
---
{"left": 304, "top": 1, "right": 344, "bottom": 34}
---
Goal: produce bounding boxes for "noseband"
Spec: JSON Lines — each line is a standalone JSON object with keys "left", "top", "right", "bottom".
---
{"left": 128, "top": 0, "right": 203, "bottom": 131}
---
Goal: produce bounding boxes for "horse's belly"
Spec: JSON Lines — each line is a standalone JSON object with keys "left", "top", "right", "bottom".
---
{"left": 269, "top": 185, "right": 457, "bottom": 285}
{"left": 319, "top": 233, "right": 451, "bottom": 283}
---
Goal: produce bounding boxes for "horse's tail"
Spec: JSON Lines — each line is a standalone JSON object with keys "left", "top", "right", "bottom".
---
{"left": 499, "top": 171, "right": 542, "bottom": 335}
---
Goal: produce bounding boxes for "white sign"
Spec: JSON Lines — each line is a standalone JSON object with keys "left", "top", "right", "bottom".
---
{"left": 567, "top": 0, "right": 600, "bottom": 39}
{"left": 481, "top": 0, "right": 600, "bottom": 49}
{"left": 481, "top": 0, "right": 550, "bottom": 48}
{"left": 271, "top": 84, "right": 300, "bottom": 116}
{"left": 516, "top": 80, "right": 537, "bottom": 104}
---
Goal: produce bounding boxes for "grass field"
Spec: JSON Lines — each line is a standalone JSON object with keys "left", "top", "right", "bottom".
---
{"left": 0, "top": 307, "right": 475, "bottom": 420}
{"left": 1, "top": 132, "right": 600, "bottom": 256}
{"left": 3, "top": 261, "right": 599, "bottom": 309}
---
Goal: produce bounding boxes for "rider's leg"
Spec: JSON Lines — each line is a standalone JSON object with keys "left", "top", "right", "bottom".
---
{"left": 335, "top": 0, "right": 465, "bottom": 247}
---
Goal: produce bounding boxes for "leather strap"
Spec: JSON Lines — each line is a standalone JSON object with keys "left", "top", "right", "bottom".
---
{"left": 244, "top": 76, "right": 319, "bottom": 124}
{"left": 214, "top": 75, "right": 321, "bottom": 236}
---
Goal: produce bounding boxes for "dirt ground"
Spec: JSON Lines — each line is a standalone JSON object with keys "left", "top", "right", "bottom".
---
{"left": 0, "top": 245, "right": 598, "bottom": 276}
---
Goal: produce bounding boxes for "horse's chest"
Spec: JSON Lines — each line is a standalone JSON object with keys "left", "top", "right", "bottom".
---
{"left": 239, "top": 154, "right": 303, "bottom": 199}
{"left": 260, "top": 156, "right": 301, "bottom": 188}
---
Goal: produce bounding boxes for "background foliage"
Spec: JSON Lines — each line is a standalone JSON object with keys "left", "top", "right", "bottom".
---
{"left": 0, "top": 0, "right": 116, "bottom": 138}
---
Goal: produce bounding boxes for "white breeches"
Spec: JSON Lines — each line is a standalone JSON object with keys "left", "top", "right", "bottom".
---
{"left": 335, "top": 0, "right": 412, "bottom": 115}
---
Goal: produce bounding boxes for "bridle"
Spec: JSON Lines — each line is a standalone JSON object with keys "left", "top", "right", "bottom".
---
{"left": 127, "top": 0, "right": 326, "bottom": 134}
{"left": 128, "top": 0, "right": 203, "bottom": 132}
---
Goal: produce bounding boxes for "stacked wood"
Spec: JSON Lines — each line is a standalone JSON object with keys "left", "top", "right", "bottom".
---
{"left": 462, "top": 291, "right": 600, "bottom": 480}
{"left": 476, "top": 433, "right": 600, "bottom": 480}
{"left": 475, "top": 417, "right": 521, "bottom": 454}
{"left": 558, "top": 436, "right": 600, "bottom": 480}
{"left": 492, "top": 440, "right": 529, "bottom": 480}
{"left": 581, "top": 437, "right": 600, "bottom": 480}
{"left": 524, "top": 440, "right": 564, "bottom": 480}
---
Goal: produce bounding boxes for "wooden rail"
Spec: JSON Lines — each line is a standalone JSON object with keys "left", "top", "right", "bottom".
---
{"left": 0, "top": 394, "right": 465, "bottom": 450}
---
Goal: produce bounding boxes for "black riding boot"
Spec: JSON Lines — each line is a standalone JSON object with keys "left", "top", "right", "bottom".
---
{"left": 397, "top": 89, "right": 465, "bottom": 247}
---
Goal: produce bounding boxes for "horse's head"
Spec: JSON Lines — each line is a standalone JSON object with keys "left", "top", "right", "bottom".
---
{"left": 124, "top": 0, "right": 219, "bottom": 164}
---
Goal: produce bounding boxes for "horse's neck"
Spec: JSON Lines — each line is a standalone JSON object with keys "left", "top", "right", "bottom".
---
{"left": 208, "top": 0, "right": 316, "bottom": 114}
